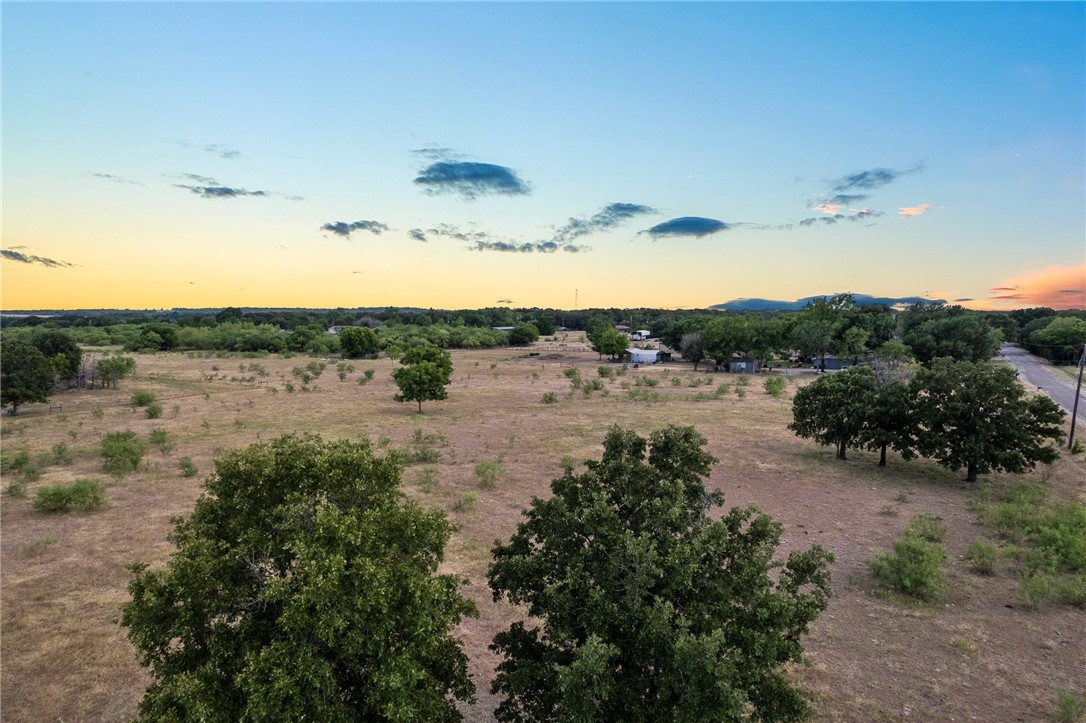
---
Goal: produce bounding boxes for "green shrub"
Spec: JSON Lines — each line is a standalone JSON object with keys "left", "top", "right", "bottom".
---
{"left": 582, "top": 379, "right": 604, "bottom": 396}
{"left": 907, "top": 513, "right": 948, "bottom": 543}
{"left": 634, "top": 376, "right": 659, "bottom": 387}
{"left": 475, "top": 459, "right": 505, "bottom": 490}
{"left": 965, "top": 538, "right": 999, "bottom": 575}
{"left": 735, "top": 374, "right": 751, "bottom": 387}
{"left": 763, "top": 376, "right": 787, "bottom": 397}
{"left": 563, "top": 368, "right": 583, "bottom": 389}
{"left": 131, "top": 390, "right": 156, "bottom": 407}
{"left": 101, "top": 430, "right": 145, "bottom": 478}
{"left": 145, "top": 402, "right": 163, "bottom": 419}
{"left": 178, "top": 457, "right": 198, "bottom": 478}
{"left": 149, "top": 427, "right": 174, "bottom": 454}
{"left": 869, "top": 532, "right": 945, "bottom": 602}
{"left": 52, "top": 442, "right": 74, "bottom": 465}
{"left": 541, "top": 392, "right": 558, "bottom": 404}
{"left": 417, "top": 465, "right": 438, "bottom": 493}
{"left": 597, "top": 366, "right": 615, "bottom": 379}
{"left": 1054, "top": 687, "right": 1086, "bottom": 723}
{"left": 33, "top": 478, "right": 105, "bottom": 513}
{"left": 453, "top": 492, "right": 477, "bottom": 511}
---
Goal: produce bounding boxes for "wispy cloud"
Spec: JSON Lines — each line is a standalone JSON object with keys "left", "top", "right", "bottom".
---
{"left": 798, "top": 209, "right": 884, "bottom": 227}
{"left": 550, "top": 202, "right": 657, "bottom": 244}
{"left": 963, "top": 264, "right": 1086, "bottom": 310}
{"left": 897, "top": 203, "right": 932, "bottom": 218}
{"left": 830, "top": 163, "right": 923, "bottom": 193}
{"left": 320, "top": 220, "right": 389, "bottom": 238}
{"left": 642, "top": 216, "right": 730, "bottom": 239}
{"left": 408, "top": 228, "right": 428, "bottom": 242}
{"left": 414, "top": 161, "right": 531, "bottom": 200}
{"left": 88, "top": 172, "right": 140, "bottom": 185}
{"left": 173, "top": 174, "right": 267, "bottom": 199}
{"left": 1, "top": 249, "right": 75, "bottom": 268}
{"left": 497, "top": 299, "right": 513, "bottom": 304}
{"left": 181, "top": 140, "right": 243, "bottom": 160}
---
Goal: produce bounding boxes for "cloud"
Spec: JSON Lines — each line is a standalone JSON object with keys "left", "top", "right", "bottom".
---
{"left": 831, "top": 163, "right": 923, "bottom": 193}
{"left": 414, "top": 161, "right": 531, "bottom": 200}
{"left": 1, "top": 249, "right": 74, "bottom": 268}
{"left": 471, "top": 240, "right": 561, "bottom": 253}
{"left": 89, "top": 172, "right": 139, "bottom": 185}
{"left": 643, "top": 216, "right": 730, "bottom": 238}
{"left": 898, "top": 203, "right": 932, "bottom": 218}
{"left": 408, "top": 228, "right": 427, "bottom": 242}
{"left": 497, "top": 299, "right": 513, "bottom": 304}
{"left": 412, "top": 146, "right": 465, "bottom": 162}
{"left": 172, "top": 174, "right": 267, "bottom": 198}
{"left": 320, "top": 220, "right": 389, "bottom": 238}
{"left": 798, "top": 209, "right": 884, "bottom": 227}
{"left": 550, "top": 202, "right": 658, "bottom": 244}
{"left": 962, "top": 264, "right": 1086, "bottom": 310}
{"left": 181, "top": 140, "right": 243, "bottom": 160}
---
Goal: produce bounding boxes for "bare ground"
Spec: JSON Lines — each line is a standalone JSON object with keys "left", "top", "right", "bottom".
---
{"left": 2, "top": 345, "right": 1084, "bottom": 721}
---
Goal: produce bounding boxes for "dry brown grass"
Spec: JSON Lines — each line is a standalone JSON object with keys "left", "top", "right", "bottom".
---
{"left": 3, "top": 345, "right": 1084, "bottom": 721}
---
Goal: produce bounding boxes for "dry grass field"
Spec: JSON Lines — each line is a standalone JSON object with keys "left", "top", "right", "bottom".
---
{"left": 2, "top": 340, "right": 1084, "bottom": 722}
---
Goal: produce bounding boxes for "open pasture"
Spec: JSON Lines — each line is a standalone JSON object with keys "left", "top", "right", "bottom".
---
{"left": 2, "top": 344, "right": 1084, "bottom": 721}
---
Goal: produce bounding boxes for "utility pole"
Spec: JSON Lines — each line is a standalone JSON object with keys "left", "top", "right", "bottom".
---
{"left": 1069, "top": 343, "right": 1086, "bottom": 450}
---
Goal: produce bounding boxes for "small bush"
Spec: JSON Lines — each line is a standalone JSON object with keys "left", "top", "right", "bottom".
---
{"left": 541, "top": 392, "right": 558, "bottom": 405}
{"left": 92, "top": 407, "right": 104, "bottom": 420}
{"left": 417, "top": 465, "right": 438, "bottom": 493}
{"left": 763, "top": 376, "right": 787, "bottom": 397}
{"left": 965, "top": 538, "right": 999, "bottom": 575}
{"left": 453, "top": 492, "right": 477, "bottom": 512}
{"left": 634, "top": 376, "right": 659, "bottom": 387}
{"left": 52, "top": 442, "right": 74, "bottom": 465}
{"left": 131, "top": 390, "right": 156, "bottom": 407}
{"left": 735, "top": 386, "right": 746, "bottom": 399}
{"left": 597, "top": 366, "right": 615, "bottom": 379}
{"left": 1054, "top": 687, "right": 1086, "bottom": 723}
{"left": 735, "top": 374, "right": 751, "bottom": 387}
{"left": 475, "top": 459, "right": 505, "bottom": 490}
{"left": 101, "top": 430, "right": 145, "bottom": 478}
{"left": 563, "top": 368, "right": 583, "bottom": 389}
{"left": 145, "top": 402, "right": 163, "bottom": 419}
{"left": 907, "top": 513, "right": 948, "bottom": 543}
{"left": 364, "top": 369, "right": 375, "bottom": 380}
{"left": 33, "top": 479, "right": 105, "bottom": 513}
{"left": 148, "top": 427, "right": 174, "bottom": 454}
{"left": 869, "top": 532, "right": 945, "bottom": 602}
{"left": 582, "top": 379, "right": 604, "bottom": 396}
{"left": 178, "top": 457, "right": 198, "bottom": 478}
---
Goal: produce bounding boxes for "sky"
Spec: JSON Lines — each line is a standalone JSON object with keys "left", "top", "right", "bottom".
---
{"left": 3, "top": 1, "right": 1084, "bottom": 312}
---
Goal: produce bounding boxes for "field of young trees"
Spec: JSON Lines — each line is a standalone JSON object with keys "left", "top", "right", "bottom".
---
{"left": 2, "top": 308, "right": 1085, "bottom": 721}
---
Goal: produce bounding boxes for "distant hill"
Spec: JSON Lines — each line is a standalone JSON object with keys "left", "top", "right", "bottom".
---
{"left": 710, "top": 294, "right": 944, "bottom": 312}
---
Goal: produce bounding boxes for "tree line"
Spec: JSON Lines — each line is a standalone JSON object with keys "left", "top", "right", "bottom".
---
{"left": 789, "top": 355, "right": 1066, "bottom": 482}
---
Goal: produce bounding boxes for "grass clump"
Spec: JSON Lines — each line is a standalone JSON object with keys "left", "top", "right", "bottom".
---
{"left": 906, "top": 513, "right": 948, "bottom": 543}
{"left": 597, "top": 366, "right": 615, "bottom": 379}
{"left": 145, "top": 402, "right": 163, "bottom": 419}
{"left": 965, "top": 538, "right": 1000, "bottom": 575}
{"left": 978, "top": 481, "right": 1086, "bottom": 609}
{"left": 148, "top": 427, "right": 174, "bottom": 455}
{"left": 51, "top": 442, "right": 75, "bottom": 465}
{"left": 131, "top": 390, "right": 156, "bottom": 407}
{"left": 868, "top": 516, "right": 946, "bottom": 602}
{"left": 101, "top": 430, "right": 146, "bottom": 479}
{"left": 1054, "top": 688, "right": 1086, "bottom": 723}
{"left": 563, "top": 368, "right": 583, "bottom": 389}
{"left": 763, "top": 376, "right": 787, "bottom": 397}
{"left": 33, "top": 479, "right": 105, "bottom": 513}
{"left": 475, "top": 458, "right": 505, "bottom": 490}
{"left": 541, "top": 392, "right": 558, "bottom": 405}
{"left": 416, "top": 465, "right": 438, "bottom": 493}
{"left": 178, "top": 457, "right": 198, "bottom": 478}
{"left": 453, "top": 492, "right": 477, "bottom": 512}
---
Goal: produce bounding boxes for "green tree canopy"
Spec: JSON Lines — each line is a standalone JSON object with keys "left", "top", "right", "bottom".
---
{"left": 31, "top": 329, "right": 82, "bottom": 379}
{"left": 1, "top": 340, "right": 55, "bottom": 413}
{"left": 487, "top": 425, "right": 833, "bottom": 723}
{"left": 339, "top": 325, "right": 380, "bottom": 359}
{"left": 912, "top": 359, "right": 1065, "bottom": 482}
{"left": 588, "top": 327, "right": 628, "bottom": 360}
{"left": 901, "top": 310, "right": 1002, "bottom": 364}
{"left": 1029, "top": 317, "right": 1086, "bottom": 364}
{"left": 96, "top": 355, "right": 136, "bottom": 389}
{"left": 789, "top": 367, "right": 878, "bottom": 460}
{"left": 508, "top": 322, "right": 540, "bottom": 347}
{"left": 393, "top": 344, "right": 453, "bottom": 413}
{"left": 121, "top": 434, "right": 476, "bottom": 722}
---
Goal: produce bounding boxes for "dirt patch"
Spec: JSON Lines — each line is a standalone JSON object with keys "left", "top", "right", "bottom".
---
{"left": 3, "top": 348, "right": 1084, "bottom": 721}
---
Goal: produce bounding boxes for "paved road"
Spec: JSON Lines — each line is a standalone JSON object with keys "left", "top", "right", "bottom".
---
{"left": 1000, "top": 343, "right": 1085, "bottom": 420}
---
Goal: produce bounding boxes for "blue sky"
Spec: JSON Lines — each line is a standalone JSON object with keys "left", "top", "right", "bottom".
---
{"left": 3, "top": 2, "right": 1083, "bottom": 310}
